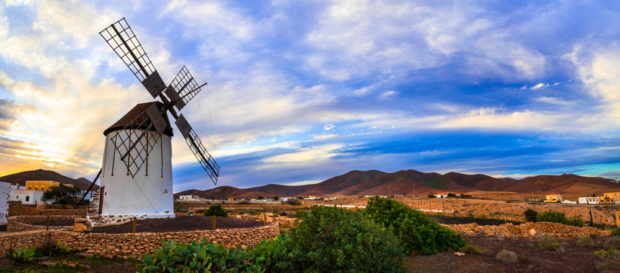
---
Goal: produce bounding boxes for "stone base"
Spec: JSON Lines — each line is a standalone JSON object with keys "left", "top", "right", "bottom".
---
{"left": 88, "top": 213, "right": 176, "bottom": 227}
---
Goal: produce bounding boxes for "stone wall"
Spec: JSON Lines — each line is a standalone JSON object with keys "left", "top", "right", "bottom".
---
{"left": 0, "top": 223, "right": 279, "bottom": 258}
{"left": 0, "top": 230, "right": 52, "bottom": 254}
{"left": 9, "top": 205, "right": 87, "bottom": 217}
{"left": 7, "top": 215, "right": 74, "bottom": 232}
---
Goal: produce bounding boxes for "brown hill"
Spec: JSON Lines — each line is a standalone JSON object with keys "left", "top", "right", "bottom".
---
{"left": 182, "top": 169, "right": 620, "bottom": 199}
{"left": 174, "top": 186, "right": 267, "bottom": 200}
{"left": 0, "top": 169, "right": 97, "bottom": 191}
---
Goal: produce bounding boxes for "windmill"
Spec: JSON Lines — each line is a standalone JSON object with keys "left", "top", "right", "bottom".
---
{"left": 80, "top": 18, "right": 220, "bottom": 223}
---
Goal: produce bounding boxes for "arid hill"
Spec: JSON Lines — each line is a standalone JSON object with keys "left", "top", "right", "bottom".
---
{"left": 178, "top": 169, "right": 620, "bottom": 199}
{"left": 0, "top": 169, "right": 96, "bottom": 191}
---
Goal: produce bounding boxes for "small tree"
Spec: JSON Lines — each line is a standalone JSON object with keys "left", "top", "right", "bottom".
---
{"left": 204, "top": 204, "right": 228, "bottom": 217}
{"left": 524, "top": 209, "right": 538, "bottom": 222}
{"left": 42, "top": 184, "right": 80, "bottom": 205}
{"left": 272, "top": 196, "right": 280, "bottom": 201}
{"left": 257, "top": 196, "right": 265, "bottom": 200}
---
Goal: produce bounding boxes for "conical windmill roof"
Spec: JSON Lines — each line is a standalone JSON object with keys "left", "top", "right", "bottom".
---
{"left": 103, "top": 101, "right": 173, "bottom": 137}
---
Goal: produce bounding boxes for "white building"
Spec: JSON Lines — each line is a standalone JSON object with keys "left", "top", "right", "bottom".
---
{"left": 561, "top": 200, "right": 576, "bottom": 204}
{"left": 95, "top": 102, "right": 175, "bottom": 223}
{"left": 433, "top": 194, "right": 448, "bottom": 198}
{"left": 179, "top": 195, "right": 200, "bottom": 201}
{"left": 0, "top": 181, "right": 10, "bottom": 225}
{"left": 578, "top": 197, "right": 599, "bottom": 204}
{"left": 9, "top": 189, "right": 45, "bottom": 205}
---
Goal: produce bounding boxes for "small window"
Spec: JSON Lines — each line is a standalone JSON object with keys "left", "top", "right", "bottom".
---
{"left": 26, "top": 196, "right": 30, "bottom": 202}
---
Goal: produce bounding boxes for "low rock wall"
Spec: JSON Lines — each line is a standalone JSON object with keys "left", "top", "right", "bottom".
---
{"left": 0, "top": 223, "right": 279, "bottom": 258}
{"left": 0, "top": 230, "right": 52, "bottom": 254}
{"left": 7, "top": 215, "right": 74, "bottom": 232}
{"left": 9, "top": 206, "right": 87, "bottom": 217}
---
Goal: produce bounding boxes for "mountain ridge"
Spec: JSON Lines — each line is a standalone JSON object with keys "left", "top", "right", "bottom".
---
{"left": 175, "top": 169, "right": 620, "bottom": 199}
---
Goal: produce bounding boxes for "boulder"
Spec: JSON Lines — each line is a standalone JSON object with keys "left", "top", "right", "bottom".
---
{"left": 495, "top": 249, "right": 518, "bottom": 264}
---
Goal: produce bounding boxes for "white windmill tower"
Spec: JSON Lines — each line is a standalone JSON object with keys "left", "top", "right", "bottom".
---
{"left": 79, "top": 18, "right": 220, "bottom": 224}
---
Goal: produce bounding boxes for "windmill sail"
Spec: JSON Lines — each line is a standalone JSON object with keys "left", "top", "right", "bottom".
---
{"left": 100, "top": 18, "right": 165, "bottom": 98}
{"left": 175, "top": 115, "right": 220, "bottom": 184}
{"left": 165, "top": 66, "right": 206, "bottom": 110}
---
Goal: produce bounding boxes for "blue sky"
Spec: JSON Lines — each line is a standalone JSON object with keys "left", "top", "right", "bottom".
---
{"left": 0, "top": 0, "right": 618, "bottom": 192}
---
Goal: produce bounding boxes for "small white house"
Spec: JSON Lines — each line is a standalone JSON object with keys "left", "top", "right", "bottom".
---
{"left": 9, "top": 189, "right": 44, "bottom": 205}
{"left": 578, "top": 197, "right": 599, "bottom": 205}
{"left": 561, "top": 200, "right": 576, "bottom": 204}
{"left": 179, "top": 195, "right": 200, "bottom": 201}
{"left": 433, "top": 194, "right": 448, "bottom": 198}
{"left": 0, "top": 181, "right": 10, "bottom": 225}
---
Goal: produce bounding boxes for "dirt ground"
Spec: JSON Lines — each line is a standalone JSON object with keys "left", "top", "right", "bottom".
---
{"left": 405, "top": 235, "right": 619, "bottom": 273}
{"left": 91, "top": 216, "right": 263, "bottom": 233}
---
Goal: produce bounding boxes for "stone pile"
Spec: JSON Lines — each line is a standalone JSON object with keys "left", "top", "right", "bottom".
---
{"left": 445, "top": 222, "right": 610, "bottom": 238}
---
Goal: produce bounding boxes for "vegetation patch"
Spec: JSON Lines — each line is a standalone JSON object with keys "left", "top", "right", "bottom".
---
{"left": 253, "top": 205, "right": 405, "bottom": 272}
{"left": 203, "top": 204, "right": 228, "bottom": 217}
{"left": 535, "top": 211, "right": 583, "bottom": 227}
{"left": 363, "top": 197, "right": 466, "bottom": 255}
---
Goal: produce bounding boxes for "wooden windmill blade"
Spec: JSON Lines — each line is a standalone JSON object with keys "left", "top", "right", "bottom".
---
{"left": 175, "top": 115, "right": 220, "bottom": 184}
{"left": 164, "top": 65, "right": 207, "bottom": 111}
{"left": 99, "top": 18, "right": 166, "bottom": 98}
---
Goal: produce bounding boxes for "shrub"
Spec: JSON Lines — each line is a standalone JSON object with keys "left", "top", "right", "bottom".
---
{"left": 285, "top": 199, "right": 301, "bottom": 205}
{"left": 523, "top": 209, "right": 538, "bottom": 222}
{"left": 6, "top": 246, "right": 35, "bottom": 264}
{"left": 460, "top": 244, "right": 482, "bottom": 255}
{"left": 612, "top": 227, "right": 620, "bottom": 236}
{"left": 536, "top": 211, "right": 566, "bottom": 223}
{"left": 135, "top": 239, "right": 264, "bottom": 273}
{"left": 203, "top": 204, "right": 228, "bottom": 217}
{"left": 537, "top": 235, "right": 559, "bottom": 251}
{"left": 252, "top": 206, "right": 406, "bottom": 273}
{"left": 577, "top": 237, "right": 594, "bottom": 248}
{"left": 363, "top": 197, "right": 466, "bottom": 255}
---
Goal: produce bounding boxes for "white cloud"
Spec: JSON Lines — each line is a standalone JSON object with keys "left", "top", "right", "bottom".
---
{"left": 530, "top": 83, "right": 549, "bottom": 90}
{"left": 379, "top": 90, "right": 398, "bottom": 100}
{"left": 571, "top": 43, "right": 620, "bottom": 121}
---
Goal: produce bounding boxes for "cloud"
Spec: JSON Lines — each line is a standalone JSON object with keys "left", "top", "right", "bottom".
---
{"left": 530, "top": 83, "right": 549, "bottom": 90}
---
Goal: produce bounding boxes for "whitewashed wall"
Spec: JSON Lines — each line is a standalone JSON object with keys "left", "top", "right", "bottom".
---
{"left": 99, "top": 130, "right": 174, "bottom": 221}
{"left": 0, "top": 181, "right": 10, "bottom": 225}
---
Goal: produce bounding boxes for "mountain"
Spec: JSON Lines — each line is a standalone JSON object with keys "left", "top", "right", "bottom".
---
{"left": 0, "top": 169, "right": 97, "bottom": 191}
{"left": 180, "top": 169, "right": 620, "bottom": 199}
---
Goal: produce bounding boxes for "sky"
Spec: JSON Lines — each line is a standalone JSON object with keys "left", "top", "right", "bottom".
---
{"left": 0, "top": 0, "right": 619, "bottom": 192}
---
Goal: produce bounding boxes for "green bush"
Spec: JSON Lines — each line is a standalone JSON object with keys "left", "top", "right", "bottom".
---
{"left": 459, "top": 244, "right": 482, "bottom": 255}
{"left": 253, "top": 205, "right": 405, "bottom": 273}
{"left": 536, "top": 211, "right": 583, "bottom": 227}
{"left": 612, "top": 227, "right": 620, "bottom": 236}
{"left": 537, "top": 235, "right": 559, "bottom": 251}
{"left": 523, "top": 209, "right": 538, "bottom": 222}
{"left": 536, "top": 211, "right": 566, "bottom": 223}
{"left": 6, "top": 246, "right": 35, "bottom": 264}
{"left": 203, "top": 204, "right": 228, "bottom": 217}
{"left": 135, "top": 239, "right": 264, "bottom": 273}
{"left": 363, "top": 197, "right": 466, "bottom": 255}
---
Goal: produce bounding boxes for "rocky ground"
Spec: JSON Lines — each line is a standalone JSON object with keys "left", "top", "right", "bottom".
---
{"left": 406, "top": 234, "right": 620, "bottom": 273}
{"left": 445, "top": 222, "right": 611, "bottom": 238}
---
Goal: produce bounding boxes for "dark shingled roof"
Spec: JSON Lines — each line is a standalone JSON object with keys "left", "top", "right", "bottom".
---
{"left": 103, "top": 101, "right": 173, "bottom": 137}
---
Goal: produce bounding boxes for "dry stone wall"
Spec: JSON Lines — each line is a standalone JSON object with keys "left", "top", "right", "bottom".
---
{"left": 0, "top": 223, "right": 279, "bottom": 258}
{"left": 0, "top": 230, "right": 52, "bottom": 255}
{"left": 7, "top": 215, "right": 74, "bottom": 232}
